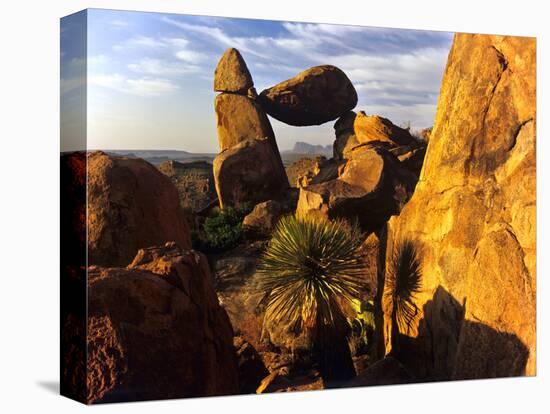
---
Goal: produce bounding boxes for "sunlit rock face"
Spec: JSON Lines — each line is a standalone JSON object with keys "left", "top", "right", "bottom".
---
{"left": 381, "top": 34, "right": 536, "bottom": 380}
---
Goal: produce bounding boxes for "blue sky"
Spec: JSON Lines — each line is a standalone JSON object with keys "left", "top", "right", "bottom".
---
{"left": 61, "top": 9, "right": 454, "bottom": 153}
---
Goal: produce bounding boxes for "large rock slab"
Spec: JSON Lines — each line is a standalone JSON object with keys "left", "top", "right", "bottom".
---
{"left": 87, "top": 152, "right": 191, "bottom": 267}
{"left": 354, "top": 112, "right": 416, "bottom": 148}
{"left": 214, "top": 93, "right": 278, "bottom": 152}
{"left": 214, "top": 48, "right": 253, "bottom": 94}
{"left": 213, "top": 138, "right": 288, "bottom": 208}
{"left": 86, "top": 242, "right": 239, "bottom": 403}
{"left": 296, "top": 145, "right": 418, "bottom": 232}
{"left": 258, "top": 65, "right": 358, "bottom": 126}
{"left": 381, "top": 34, "right": 536, "bottom": 380}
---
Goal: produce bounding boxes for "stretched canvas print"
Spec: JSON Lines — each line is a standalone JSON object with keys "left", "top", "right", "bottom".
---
{"left": 60, "top": 8, "right": 536, "bottom": 404}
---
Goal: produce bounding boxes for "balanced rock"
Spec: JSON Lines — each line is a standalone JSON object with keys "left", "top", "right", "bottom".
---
{"left": 381, "top": 34, "right": 536, "bottom": 380}
{"left": 334, "top": 111, "right": 360, "bottom": 159}
{"left": 259, "top": 65, "right": 358, "bottom": 126}
{"left": 214, "top": 48, "right": 253, "bottom": 94}
{"left": 243, "top": 200, "right": 283, "bottom": 238}
{"left": 213, "top": 138, "right": 288, "bottom": 208}
{"left": 354, "top": 112, "right": 416, "bottom": 148}
{"left": 86, "top": 242, "right": 239, "bottom": 403}
{"left": 215, "top": 93, "right": 278, "bottom": 152}
{"left": 296, "top": 145, "right": 418, "bottom": 232}
{"left": 87, "top": 152, "right": 191, "bottom": 267}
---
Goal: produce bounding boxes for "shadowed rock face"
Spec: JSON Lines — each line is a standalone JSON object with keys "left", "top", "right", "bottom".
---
{"left": 214, "top": 138, "right": 289, "bottom": 209}
{"left": 87, "top": 152, "right": 192, "bottom": 267}
{"left": 382, "top": 34, "right": 536, "bottom": 378}
{"left": 259, "top": 65, "right": 358, "bottom": 126}
{"left": 86, "top": 242, "right": 239, "bottom": 403}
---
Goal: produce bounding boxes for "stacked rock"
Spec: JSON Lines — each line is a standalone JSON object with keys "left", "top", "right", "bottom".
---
{"left": 212, "top": 48, "right": 288, "bottom": 209}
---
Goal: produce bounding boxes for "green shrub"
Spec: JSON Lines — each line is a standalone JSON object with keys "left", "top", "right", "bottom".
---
{"left": 193, "top": 203, "right": 252, "bottom": 253}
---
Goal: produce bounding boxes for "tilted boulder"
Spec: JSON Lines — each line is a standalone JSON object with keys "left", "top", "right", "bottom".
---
{"left": 354, "top": 112, "right": 416, "bottom": 148}
{"left": 258, "top": 65, "right": 358, "bottom": 126}
{"left": 214, "top": 47, "right": 254, "bottom": 94}
{"left": 296, "top": 144, "right": 418, "bottom": 232}
{"left": 381, "top": 34, "right": 536, "bottom": 380}
{"left": 213, "top": 138, "right": 289, "bottom": 208}
{"left": 86, "top": 242, "right": 239, "bottom": 403}
{"left": 214, "top": 93, "right": 279, "bottom": 153}
{"left": 87, "top": 152, "right": 191, "bottom": 267}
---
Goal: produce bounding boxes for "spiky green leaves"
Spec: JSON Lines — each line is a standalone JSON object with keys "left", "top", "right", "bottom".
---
{"left": 387, "top": 240, "right": 422, "bottom": 331}
{"left": 257, "top": 215, "right": 366, "bottom": 337}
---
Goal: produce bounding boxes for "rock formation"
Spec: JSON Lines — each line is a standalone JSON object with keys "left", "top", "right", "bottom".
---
{"left": 213, "top": 138, "right": 289, "bottom": 208}
{"left": 381, "top": 34, "right": 536, "bottom": 380}
{"left": 87, "top": 151, "right": 191, "bottom": 267}
{"left": 213, "top": 48, "right": 288, "bottom": 208}
{"left": 214, "top": 93, "right": 277, "bottom": 152}
{"left": 86, "top": 242, "right": 239, "bottom": 403}
{"left": 214, "top": 47, "right": 254, "bottom": 94}
{"left": 259, "top": 65, "right": 358, "bottom": 126}
{"left": 296, "top": 144, "right": 418, "bottom": 232}
{"left": 333, "top": 111, "right": 360, "bottom": 160}
{"left": 158, "top": 160, "right": 217, "bottom": 213}
{"left": 354, "top": 112, "right": 416, "bottom": 148}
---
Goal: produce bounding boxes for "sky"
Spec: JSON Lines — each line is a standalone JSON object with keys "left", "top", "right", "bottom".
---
{"left": 61, "top": 9, "right": 454, "bottom": 153}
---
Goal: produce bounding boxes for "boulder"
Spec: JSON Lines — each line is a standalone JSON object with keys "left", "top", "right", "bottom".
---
{"left": 87, "top": 152, "right": 191, "bottom": 267}
{"left": 258, "top": 65, "right": 358, "bottom": 126}
{"left": 214, "top": 93, "right": 279, "bottom": 153}
{"left": 354, "top": 112, "right": 416, "bottom": 148}
{"left": 213, "top": 138, "right": 288, "bottom": 209}
{"left": 243, "top": 200, "right": 283, "bottom": 238}
{"left": 86, "top": 242, "right": 239, "bottom": 403}
{"left": 214, "top": 48, "right": 253, "bottom": 94}
{"left": 381, "top": 34, "right": 536, "bottom": 380}
{"left": 296, "top": 145, "right": 418, "bottom": 232}
{"left": 334, "top": 111, "right": 360, "bottom": 159}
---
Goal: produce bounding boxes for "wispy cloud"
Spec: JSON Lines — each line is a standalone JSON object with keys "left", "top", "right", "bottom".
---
{"left": 128, "top": 58, "right": 201, "bottom": 76}
{"left": 89, "top": 73, "right": 179, "bottom": 96}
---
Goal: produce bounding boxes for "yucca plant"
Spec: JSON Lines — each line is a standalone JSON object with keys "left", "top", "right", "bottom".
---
{"left": 386, "top": 240, "right": 422, "bottom": 332}
{"left": 257, "top": 215, "right": 366, "bottom": 383}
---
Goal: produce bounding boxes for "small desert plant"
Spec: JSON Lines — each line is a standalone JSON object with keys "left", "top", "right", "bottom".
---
{"left": 193, "top": 203, "right": 252, "bottom": 252}
{"left": 257, "top": 215, "right": 366, "bottom": 382}
{"left": 348, "top": 299, "right": 376, "bottom": 356}
{"left": 386, "top": 240, "right": 422, "bottom": 332}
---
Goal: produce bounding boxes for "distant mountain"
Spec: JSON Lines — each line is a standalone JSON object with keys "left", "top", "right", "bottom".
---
{"left": 283, "top": 142, "right": 332, "bottom": 156}
{"left": 103, "top": 150, "right": 215, "bottom": 165}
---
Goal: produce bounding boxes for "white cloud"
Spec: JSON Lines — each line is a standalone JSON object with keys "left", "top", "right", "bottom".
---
{"left": 89, "top": 73, "right": 179, "bottom": 96}
{"left": 128, "top": 58, "right": 200, "bottom": 76}
{"left": 174, "top": 49, "right": 207, "bottom": 64}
